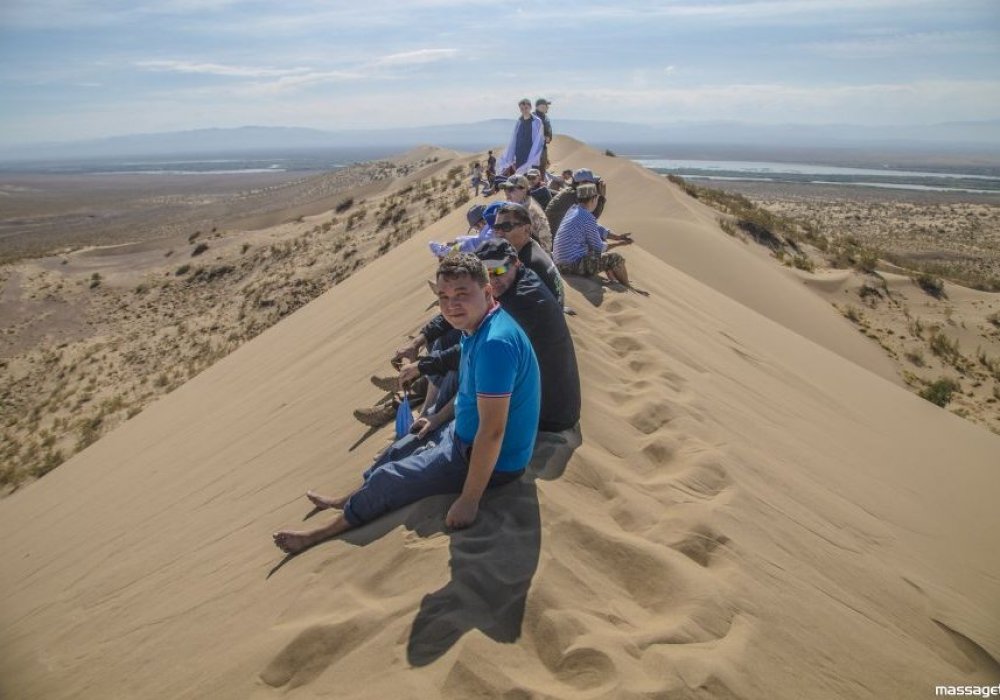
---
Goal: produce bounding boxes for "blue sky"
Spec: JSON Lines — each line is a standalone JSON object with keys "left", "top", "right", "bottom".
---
{"left": 1, "top": 0, "right": 998, "bottom": 146}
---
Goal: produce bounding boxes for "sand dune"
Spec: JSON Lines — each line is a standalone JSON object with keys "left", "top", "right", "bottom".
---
{"left": 1, "top": 138, "right": 997, "bottom": 699}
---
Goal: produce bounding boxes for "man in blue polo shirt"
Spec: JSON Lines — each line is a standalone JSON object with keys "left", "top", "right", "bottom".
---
{"left": 273, "top": 253, "right": 540, "bottom": 554}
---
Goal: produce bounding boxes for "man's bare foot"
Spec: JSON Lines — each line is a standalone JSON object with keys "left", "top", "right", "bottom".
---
{"left": 306, "top": 490, "right": 347, "bottom": 510}
{"left": 273, "top": 514, "right": 353, "bottom": 554}
{"left": 272, "top": 530, "right": 322, "bottom": 554}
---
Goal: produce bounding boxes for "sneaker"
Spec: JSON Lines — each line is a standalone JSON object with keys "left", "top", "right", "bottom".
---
{"left": 370, "top": 374, "right": 399, "bottom": 392}
{"left": 353, "top": 400, "right": 398, "bottom": 428}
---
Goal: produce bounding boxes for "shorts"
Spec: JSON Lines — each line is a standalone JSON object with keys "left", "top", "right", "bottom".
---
{"left": 557, "top": 251, "right": 625, "bottom": 277}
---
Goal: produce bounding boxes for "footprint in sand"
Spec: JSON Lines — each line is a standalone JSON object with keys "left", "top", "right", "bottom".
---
{"left": 607, "top": 378, "right": 656, "bottom": 405}
{"left": 627, "top": 401, "right": 675, "bottom": 435}
{"left": 553, "top": 647, "right": 617, "bottom": 691}
{"left": 605, "top": 301, "right": 643, "bottom": 329}
{"left": 259, "top": 616, "right": 370, "bottom": 689}
{"left": 667, "top": 525, "right": 732, "bottom": 568}
{"left": 671, "top": 460, "right": 733, "bottom": 502}
{"left": 639, "top": 435, "right": 681, "bottom": 470}
{"left": 608, "top": 334, "right": 646, "bottom": 356}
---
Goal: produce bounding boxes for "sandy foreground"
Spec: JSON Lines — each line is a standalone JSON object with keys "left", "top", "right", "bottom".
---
{"left": 1, "top": 138, "right": 998, "bottom": 699}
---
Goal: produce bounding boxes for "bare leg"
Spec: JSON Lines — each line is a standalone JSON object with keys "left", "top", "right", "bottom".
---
{"left": 306, "top": 489, "right": 350, "bottom": 510}
{"left": 422, "top": 380, "right": 440, "bottom": 416}
{"left": 273, "top": 513, "right": 353, "bottom": 554}
{"left": 611, "top": 262, "right": 631, "bottom": 287}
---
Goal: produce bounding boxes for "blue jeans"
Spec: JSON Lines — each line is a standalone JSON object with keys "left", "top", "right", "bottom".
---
{"left": 343, "top": 424, "right": 524, "bottom": 527}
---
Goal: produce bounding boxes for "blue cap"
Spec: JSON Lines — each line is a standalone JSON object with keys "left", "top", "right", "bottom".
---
{"left": 483, "top": 201, "right": 505, "bottom": 227}
{"left": 573, "top": 168, "right": 599, "bottom": 184}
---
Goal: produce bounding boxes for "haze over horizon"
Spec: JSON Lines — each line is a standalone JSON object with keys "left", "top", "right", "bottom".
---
{"left": 2, "top": 0, "right": 999, "bottom": 149}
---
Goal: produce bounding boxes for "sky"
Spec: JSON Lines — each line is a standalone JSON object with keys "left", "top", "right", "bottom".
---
{"left": 1, "top": 0, "right": 999, "bottom": 147}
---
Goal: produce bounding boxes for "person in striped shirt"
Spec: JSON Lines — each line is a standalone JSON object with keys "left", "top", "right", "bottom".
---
{"left": 552, "top": 183, "right": 634, "bottom": 288}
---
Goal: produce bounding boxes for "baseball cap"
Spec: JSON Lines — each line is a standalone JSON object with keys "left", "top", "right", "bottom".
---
{"left": 500, "top": 174, "right": 530, "bottom": 190}
{"left": 466, "top": 204, "right": 486, "bottom": 227}
{"left": 535, "top": 98, "right": 551, "bottom": 106}
{"left": 525, "top": 168, "right": 541, "bottom": 180}
{"left": 475, "top": 239, "right": 518, "bottom": 267}
{"left": 482, "top": 201, "right": 505, "bottom": 227}
{"left": 572, "top": 168, "right": 600, "bottom": 184}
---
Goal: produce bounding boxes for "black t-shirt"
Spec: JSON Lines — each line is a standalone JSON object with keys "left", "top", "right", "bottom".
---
{"left": 530, "top": 185, "right": 552, "bottom": 210}
{"left": 519, "top": 239, "right": 564, "bottom": 307}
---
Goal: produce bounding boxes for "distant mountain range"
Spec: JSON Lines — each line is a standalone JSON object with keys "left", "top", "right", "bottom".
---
{"left": 3, "top": 119, "right": 999, "bottom": 163}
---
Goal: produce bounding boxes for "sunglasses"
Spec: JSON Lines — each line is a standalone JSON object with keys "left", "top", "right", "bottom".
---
{"left": 493, "top": 221, "right": 526, "bottom": 232}
{"left": 488, "top": 264, "right": 509, "bottom": 277}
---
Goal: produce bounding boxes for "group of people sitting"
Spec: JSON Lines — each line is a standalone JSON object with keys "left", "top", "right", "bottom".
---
{"left": 437, "top": 99, "right": 638, "bottom": 298}
{"left": 273, "top": 235, "right": 582, "bottom": 553}
{"left": 270, "top": 99, "right": 644, "bottom": 554}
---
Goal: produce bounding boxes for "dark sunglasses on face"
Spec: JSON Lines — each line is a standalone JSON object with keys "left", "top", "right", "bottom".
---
{"left": 493, "top": 221, "right": 525, "bottom": 232}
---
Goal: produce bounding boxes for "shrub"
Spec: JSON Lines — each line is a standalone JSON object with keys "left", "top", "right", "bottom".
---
{"left": 919, "top": 378, "right": 959, "bottom": 407}
{"left": 605, "top": 149, "right": 617, "bottom": 157}
{"left": 191, "top": 243, "right": 209, "bottom": 257}
{"left": 718, "top": 218, "right": 738, "bottom": 237}
{"left": 854, "top": 249, "right": 879, "bottom": 273}
{"left": 791, "top": 254, "right": 814, "bottom": 272}
{"left": 89, "top": 272, "right": 102, "bottom": 289}
{"left": 335, "top": 198, "right": 354, "bottom": 213}
{"left": 31, "top": 450, "right": 64, "bottom": 478}
{"left": 859, "top": 284, "right": 883, "bottom": 305}
{"left": 905, "top": 349, "right": 925, "bottom": 366}
{"left": 914, "top": 272, "right": 945, "bottom": 298}
{"left": 175, "top": 264, "right": 191, "bottom": 276}
{"left": 928, "top": 330, "right": 960, "bottom": 364}
{"left": 977, "top": 349, "right": 1000, "bottom": 381}
{"left": 843, "top": 305, "right": 863, "bottom": 323}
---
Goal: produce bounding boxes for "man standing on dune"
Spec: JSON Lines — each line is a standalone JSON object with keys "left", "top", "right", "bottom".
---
{"left": 533, "top": 98, "right": 553, "bottom": 174}
{"left": 497, "top": 98, "right": 545, "bottom": 176}
{"left": 273, "top": 253, "right": 541, "bottom": 554}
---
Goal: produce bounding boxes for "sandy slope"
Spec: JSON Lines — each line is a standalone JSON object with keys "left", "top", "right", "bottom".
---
{"left": 1, "top": 139, "right": 998, "bottom": 699}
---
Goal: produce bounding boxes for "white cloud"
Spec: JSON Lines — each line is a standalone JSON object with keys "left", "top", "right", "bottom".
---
{"left": 135, "top": 60, "right": 313, "bottom": 78}
{"left": 371, "top": 49, "right": 458, "bottom": 67}
{"left": 543, "top": 80, "right": 1000, "bottom": 125}
{"left": 139, "top": 48, "right": 461, "bottom": 95}
{"left": 801, "top": 31, "right": 1000, "bottom": 59}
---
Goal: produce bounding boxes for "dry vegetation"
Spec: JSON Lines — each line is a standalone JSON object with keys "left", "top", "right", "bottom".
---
{"left": 0, "top": 152, "right": 474, "bottom": 490}
{"left": 750, "top": 195, "right": 1000, "bottom": 292}
{"left": 671, "top": 175, "right": 1000, "bottom": 435}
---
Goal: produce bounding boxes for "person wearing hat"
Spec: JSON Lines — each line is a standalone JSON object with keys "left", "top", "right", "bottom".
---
{"left": 525, "top": 168, "right": 552, "bottom": 210}
{"left": 497, "top": 98, "right": 545, "bottom": 176}
{"left": 533, "top": 98, "right": 553, "bottom": 173}
{"left": 273, "top": 253, "right": 541, "bottom": 553}
{"left": 491, "top": 202, "right": 564, "bottom": 307}
{"left": 500, "top": 174, "right": 552, "bottom": 251}
{"left": 545, "top": 167, "right": 608, "bottom": 238}
{"left": 427, "top": 202, "right": 495, "bottom": 258}
{"left": 552, "top": 182, "right": 635, "bottom": 288}
{"left": 394, "top": 239, "right": 579, "bottom": 436}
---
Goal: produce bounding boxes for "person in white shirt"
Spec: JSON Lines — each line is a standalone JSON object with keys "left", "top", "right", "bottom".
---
{"left": 497, "top": 98, "right": 544, "bottom": 176}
